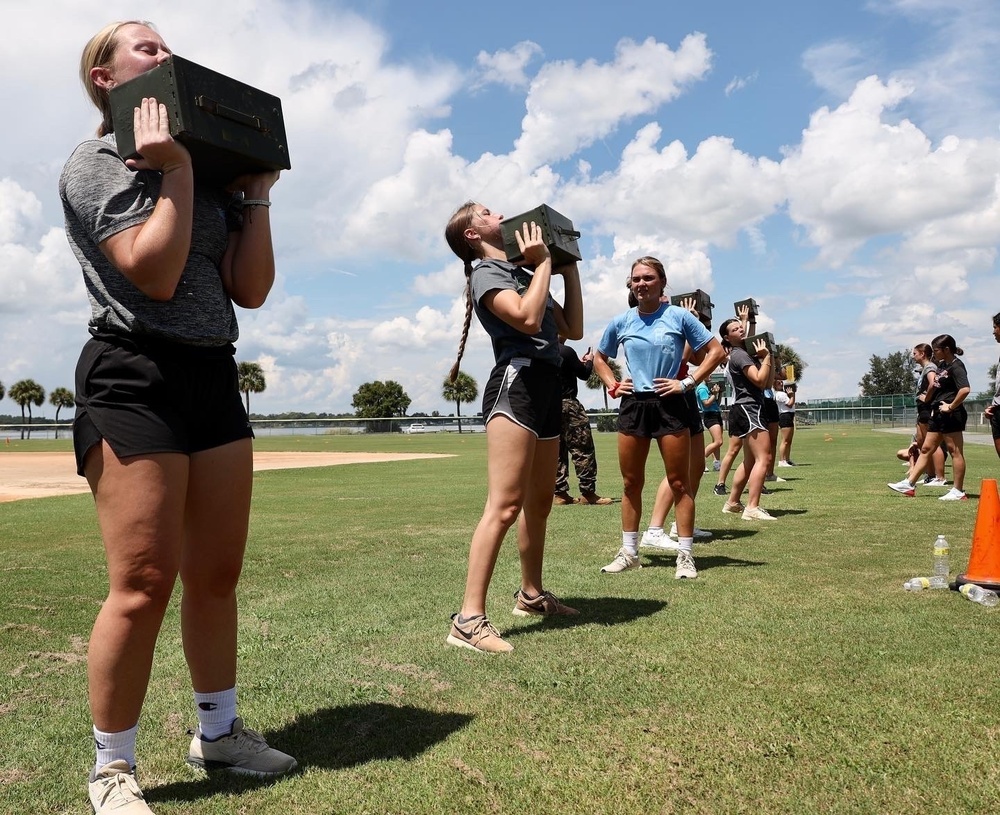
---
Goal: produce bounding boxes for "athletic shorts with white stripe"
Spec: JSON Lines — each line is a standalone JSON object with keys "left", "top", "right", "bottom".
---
{"left": 481, "top": 356, "right": 562, "bottom": 440}
{"left": 728, "top": 403, "right": 766, "bottom": 438}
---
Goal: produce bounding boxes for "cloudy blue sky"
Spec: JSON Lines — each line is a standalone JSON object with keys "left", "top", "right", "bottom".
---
{"left": 2, "top": 0, "right": 999, "bottom": 415}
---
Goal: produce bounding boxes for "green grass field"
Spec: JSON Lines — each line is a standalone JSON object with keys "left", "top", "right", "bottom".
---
{"left": 2, "top": 426, "right": 999, "bottom": 814}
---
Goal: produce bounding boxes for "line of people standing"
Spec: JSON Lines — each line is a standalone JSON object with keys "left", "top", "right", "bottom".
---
{"left": 889, "top": 334, "right": 971, "bottom": 501}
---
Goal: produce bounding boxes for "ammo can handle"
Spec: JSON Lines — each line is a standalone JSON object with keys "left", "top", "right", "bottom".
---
{"left": 195, "top": 96, "right": 263, "bottom": 131}
{"left": 555, "top": 226, "right": 581, "bottom": 239}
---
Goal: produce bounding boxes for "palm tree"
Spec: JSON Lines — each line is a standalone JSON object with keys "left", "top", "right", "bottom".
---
{"left": 10, "top": 379, "right": 45, "bottom": 439}
{"left": 441, "top": 372, "right": 478, "bottom": 433}
{"left": 48, "top": 387, "right": 75, "bottom": 439}
{"left": 775, "top": 343, "right": 808, "bottom": 383}
{"left": 0, "top": 379, "right": 5, "bottom": 402}
{"left": 587, "top": 358, "right": 623, "bottom": 410}
{"left": 237, "top": 361, "right": 266, "bottom": 415}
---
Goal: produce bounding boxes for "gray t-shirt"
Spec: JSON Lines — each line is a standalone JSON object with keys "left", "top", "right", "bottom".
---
{"left": 59, "top": 134, "right": 242, "bottom": 346}
{"left": 469, "top": 259, "right": 561, "bottom": 366}
{"left": 728, "top": 347, "right": 765, "bottom": 405}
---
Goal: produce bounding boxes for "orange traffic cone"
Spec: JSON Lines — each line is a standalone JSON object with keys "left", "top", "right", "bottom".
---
{"left": 956, "top": 479, "right": 1000, "bottom": 592}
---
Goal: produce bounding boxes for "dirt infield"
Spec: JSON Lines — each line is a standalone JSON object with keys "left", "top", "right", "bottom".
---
{"left": 0, "top": 451, "right": 449, "bottom": 503}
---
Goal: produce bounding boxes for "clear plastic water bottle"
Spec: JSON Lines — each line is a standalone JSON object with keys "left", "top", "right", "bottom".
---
{"left": 933, "top": 535, "right": 950, "bottom": 580}
{"left": 904, "top": 576, "right": 947, "bottom": 591}
{"left": 959, "top": 584, "right": 999, "bottom": 608}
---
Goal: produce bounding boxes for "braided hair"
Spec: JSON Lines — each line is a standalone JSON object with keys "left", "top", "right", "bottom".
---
{"left": 444, "top": 201, "right": 481, "bottom": 382}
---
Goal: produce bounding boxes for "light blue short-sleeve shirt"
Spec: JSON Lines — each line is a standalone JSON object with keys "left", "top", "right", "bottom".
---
{"left": 598, "top": 304, "right": 712, "bottom": 392}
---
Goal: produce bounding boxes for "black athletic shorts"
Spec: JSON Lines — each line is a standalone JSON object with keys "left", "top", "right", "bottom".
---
{"left": 685, "top": 391, "right": 704, "bottom": 434}
{"left": 928, "top": 403, "right": 967, "bottom": 435}
{"left": 482, "top": 356, "right": 561, "bottom": 439}
{"left": 916, "top": 405, "right": 933, "bottom": 425}
{"left": 991, "top": 411, "right": 1000, "bottom": 440}
{"left": 617, "top": 392, "right": 691, "bottom": 438}
{"left": 73, "top": 333, "right": 253, "bottom": 476}
{"left": 728, "top": 402, "right": 766, "bottom": 439}
{"left": 763, "top": 396, "right": 779, "bottom": 425}
{"left": 703, "top": 412, "right": 722, "bottom": 429}
{"left": 778, "top": 412, "right": 795, "bottom": 429}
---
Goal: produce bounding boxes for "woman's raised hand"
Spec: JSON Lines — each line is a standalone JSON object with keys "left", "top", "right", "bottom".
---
{"left": 126, "top": 97, "right": 191, "bottom": 174}
{"left": 514, "top": 221, "right": 550, "bottom": 267}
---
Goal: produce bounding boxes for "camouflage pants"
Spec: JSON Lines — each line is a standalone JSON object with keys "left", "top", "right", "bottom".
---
{"left": 555, "top": 397, "right": 598, "bottom": 494}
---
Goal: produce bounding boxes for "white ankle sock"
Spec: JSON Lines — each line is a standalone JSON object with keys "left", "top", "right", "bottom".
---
{"left": 622, "top": 531, "right": 638, "bottom": 556}
{"left": 194, "top": 687, "right": 237, "bottom": 740}
{"left": 678, "top": 537, "right": 694, "bottom": 553}
{"left": 94, "top": 723, "right": 138, "bottom": 772}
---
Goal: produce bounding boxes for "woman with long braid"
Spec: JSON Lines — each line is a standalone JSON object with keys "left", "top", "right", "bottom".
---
{"left": 443, "top": 202, "right": 584, "bottom": 653}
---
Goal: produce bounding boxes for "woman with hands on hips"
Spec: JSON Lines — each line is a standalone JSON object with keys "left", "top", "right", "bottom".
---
{"left": 61, "top": 21, "right": 293, "bottom": 815}
{"left": 593, "top": 257, "right": 725, "bottom": 579}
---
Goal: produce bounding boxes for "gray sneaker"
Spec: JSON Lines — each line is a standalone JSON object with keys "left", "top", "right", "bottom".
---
{"left": 89, "top": 760, "right": 152, "bottom": 814}
{"left": 601, "top": 548, "right": 641, "bottom": 573}
{"left": 187, "top": 717, "right": 298, "bottom": 777}
{"left": 674, "top": 550, "right": 698, "bottom": 579}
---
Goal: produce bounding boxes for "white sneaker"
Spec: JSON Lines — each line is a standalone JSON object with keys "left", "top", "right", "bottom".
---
{"left": 641, "top": 528, "right": 678, "bottom": 551}
{"left": 187, "top": 717, "right": 298, "bottom": 777}
{"left": 777, "top": 460, "right": 794, "bottom": 467}
{"left": 741, "top": 506, "right": 776, "bottom": 521}
{"left": 89, "top": 761, "right": 152, "bottom": 814}
{"left": 674, "top": 550, "right": 698, "bottom": 579}
{"left": 887, "top": 480, "right": 915, "bottom": 497}
{"left": 722, "top": 501, "right": 745, "bottom": 515}
{"left": 939, "top": 488, "right": 968, "bottom": 501}
{"left": 924, "top": 478, "right": 949, "bottom": 487}
{"left": 601, "top": 548, "right": 641, "bottom": 573}
{"left": 668, "top": 521, "right": 713, "bottom": 540}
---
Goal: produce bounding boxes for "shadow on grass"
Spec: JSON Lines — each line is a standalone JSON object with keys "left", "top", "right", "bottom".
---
{"left": 504, "top": 596, "right": 668, "bottom": 639}
{"left": 642, "top": 553, "right": 765, "bottom": 571}
{"left": 700, "top": 528, "right": 758, "bottom": 542}
{"left": 147, "top": 703, "right": 473, "bottom": 805}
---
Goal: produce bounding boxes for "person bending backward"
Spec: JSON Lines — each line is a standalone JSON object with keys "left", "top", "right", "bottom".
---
{"left": 985, "top": 313, "right": 1000, "bottom": 460}
{"left": 444, "top": 202, "right": 584, "bottom": 654}
{"left": 61, "top": 20, "right": 295, "bottom": 815}
{"left": 911, "top": 343, "right": 947, "bottom": 485}
{"left": 594, "top": 258, "right": 726, "bottom": 579}
{"left": 720, "top": 318, "right": 777, "bottom": 520}
{"left": 889, "top": 334, "right": 971, "bottom": 500}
